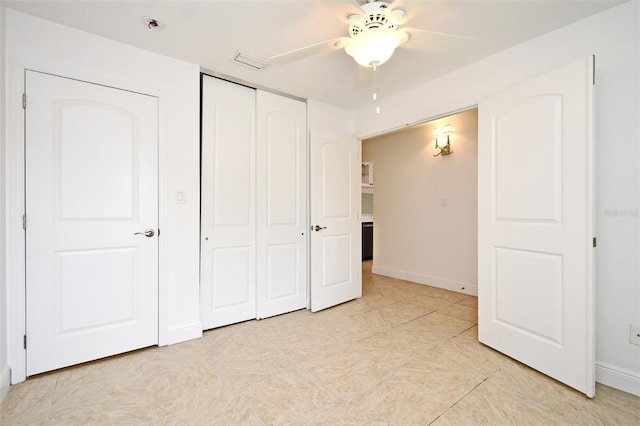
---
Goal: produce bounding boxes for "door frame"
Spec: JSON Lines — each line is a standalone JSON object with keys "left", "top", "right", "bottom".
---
{"left": 6, "top": 61, "right": 169, "bottom": 384}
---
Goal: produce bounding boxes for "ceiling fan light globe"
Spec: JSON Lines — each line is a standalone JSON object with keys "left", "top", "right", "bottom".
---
{"left": 345, "top": 27, "right": 405, "bottom": 67}
{"left": 390, "top": 8, "right": 406, "bottom": 24}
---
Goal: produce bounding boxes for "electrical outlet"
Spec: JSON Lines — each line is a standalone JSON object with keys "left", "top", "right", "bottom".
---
{"left": 630, "top": 324, "right": 640, "bottom": 346}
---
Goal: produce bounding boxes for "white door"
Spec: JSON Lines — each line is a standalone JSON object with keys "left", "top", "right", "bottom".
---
{"left": 200, "top": 76, "right": 257, "bottom": 329}
{"left": 478, "top": 57, "right": 595, "bottom": 396}
{"left": 310, "top": 129, "right": 362, "bottom": 312}
{"left": 256, "top": 91, "right": 307, "bottom": 319}
{"left": 25, "top": 70, "right": 159, "bottom": 376}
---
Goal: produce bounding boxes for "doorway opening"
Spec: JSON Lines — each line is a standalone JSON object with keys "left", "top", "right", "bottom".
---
{"left": 360, "top": 107, "right": 479, "bottom": 296}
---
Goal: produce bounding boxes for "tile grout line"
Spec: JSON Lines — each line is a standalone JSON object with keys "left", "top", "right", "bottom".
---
{"left": 43, "top": 373, "right": 61, "bottom": 422}
{"left": 457, "top": 323, "right": 477, "bottom": 336}
{"left": 427, "top": 375, "right": 490, "bottom": 425}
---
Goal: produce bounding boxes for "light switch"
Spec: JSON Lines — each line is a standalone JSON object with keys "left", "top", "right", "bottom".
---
{"left": 175, "top": 190, "right": 186, "bottom": 204}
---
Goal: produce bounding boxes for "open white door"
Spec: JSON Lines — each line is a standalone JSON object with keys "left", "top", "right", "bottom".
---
{"left": 25, "top": 70, "right": 159, "bottom": 375}
{"left": 478, "top": 57, "right": 595, "bottom": 396}
{"left": 200, "top": 76, "right": 257, "bottom": 329}
{"left": 310, "top": 129, "right": 361, "bottom": 312}
{"left": 256, "top": 91, "right": 307, "bottom": 319}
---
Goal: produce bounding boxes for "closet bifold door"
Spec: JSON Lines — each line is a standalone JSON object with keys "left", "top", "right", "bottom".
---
{"left": 256, "top": 91, "right": 308, "bottom": 319}
{"left": 200, "top": 76, "right": 257, "bottom": 330}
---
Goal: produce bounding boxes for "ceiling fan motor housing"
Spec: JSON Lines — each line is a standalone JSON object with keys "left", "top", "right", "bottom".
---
{"left": 349, "top": 1, "right": 397, "bottom": 36}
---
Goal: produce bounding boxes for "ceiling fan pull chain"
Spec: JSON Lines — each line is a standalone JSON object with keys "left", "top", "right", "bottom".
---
{"left": 373, "top": 63, "right": 381, "bottom": 114}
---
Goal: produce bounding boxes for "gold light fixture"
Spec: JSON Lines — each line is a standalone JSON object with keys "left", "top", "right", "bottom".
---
{"left": 433, "top": 125, "right": 453, "bottom": 157}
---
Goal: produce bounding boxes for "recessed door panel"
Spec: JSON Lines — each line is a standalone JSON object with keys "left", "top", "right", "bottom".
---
{"left": 494, "top": 247, "right": 563, "bottom": 345}
{"left": 211, "top": 247, "right": 251, "bottom": 309}
{"left": 26, "top": 70, "right": 158, "bottom": 376}
{"left": 56, "top": 248, "right": 137, "bottom": 334}
{"left": 322, "top": 144, "right": 351, "bottom": 219}
{"left": 266, "top": 243, "right": 299, "bottom": 300}
{"left": 213, "top": 103, "right": 253, "bottom": 227}
{"left": 495, "top": 95, "right": 562, "bottom": 222}
{"left": 321, "top": 234, "right": 352, "bottom": 288}
{"left": 57, "top": 103, "right": 136, "bottom": 220}
{"left": 267, "top": 112, "right": 298, "bottom": 226}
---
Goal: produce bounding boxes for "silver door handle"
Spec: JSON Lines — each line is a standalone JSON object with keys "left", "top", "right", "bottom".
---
{"left": 134, "top": 229, "right": 155, "bottom": 238}
{"left": 314, "top": 225, "right": 327, "bottom": 232}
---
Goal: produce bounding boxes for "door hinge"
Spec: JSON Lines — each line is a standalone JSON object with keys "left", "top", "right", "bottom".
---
{"left": 593, "top": 237, "right": 597, "bottom": 248}
{"left": 592, "top": 55, "right": 596, "bottom": 86}
{"left": 22, "top": 214, "right": 26, "bottom": 230}
{"left": 22, "top": 93, "right": 26, "bottom": 109}
{"left": 23, "top": 335, "right": 27, "bottom": 349}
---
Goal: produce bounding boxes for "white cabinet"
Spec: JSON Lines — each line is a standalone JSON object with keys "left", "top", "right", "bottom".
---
{"left": 200, "top": 75, "right": 307, "bottom": 329}
{"left": 362, "top": 161, "right": 374, "bottom": 193}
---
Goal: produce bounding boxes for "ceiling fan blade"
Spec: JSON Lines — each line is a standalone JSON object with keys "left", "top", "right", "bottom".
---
{"left": 270, "top": 37, "right": 349, "bottom": 65}
{"left": 401, "top": 28, "right": 473, "bottom": 53}
{"left": 354, "top": 65, "right": 374, "bottom": 89}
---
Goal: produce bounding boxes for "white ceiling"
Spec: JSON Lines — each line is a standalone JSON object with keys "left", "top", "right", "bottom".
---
{"left": 3, "top": 0, "right": 624, "bottom": 109}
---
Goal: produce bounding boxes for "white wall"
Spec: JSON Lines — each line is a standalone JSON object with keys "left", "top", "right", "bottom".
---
{"left": 363, "top": 108, "right": 478, "bottom": 295}
{"left": 0, "top": 4, "right": 10, "bottom": 403}
{"left": 355, "top": 1, "right": 640, "bottom": 396}
{"left": 4, "top": 10, "right": 202, "bottom": 383}
{"left": 308, "top": 99, "right": 355, "bottom": 135}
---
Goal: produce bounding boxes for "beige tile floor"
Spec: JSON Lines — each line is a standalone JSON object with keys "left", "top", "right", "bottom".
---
{"left": 2, "top": 261, "right": 639, "bottom": 425}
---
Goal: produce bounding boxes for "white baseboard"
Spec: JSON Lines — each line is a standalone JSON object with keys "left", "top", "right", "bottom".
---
{"left": 0, "top": 364, "right": 10, "bottom": 404}
{"left": 166, "top": 322, "right": 203, "bottom": 346}
{"left": 371, "top": 265, "right": 478, "bottom": 296}
{"left": 596, "top": 361, "right": 640, "bottom": 397}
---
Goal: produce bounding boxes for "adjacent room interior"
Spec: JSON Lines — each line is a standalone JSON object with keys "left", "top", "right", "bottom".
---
{"left": 362, "top": 108, "right": 478, "bottom": 295}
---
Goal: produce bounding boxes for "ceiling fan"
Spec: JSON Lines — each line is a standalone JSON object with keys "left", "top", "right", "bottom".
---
{"left": 269, "top": 0, "right": 472, "bottom": 70}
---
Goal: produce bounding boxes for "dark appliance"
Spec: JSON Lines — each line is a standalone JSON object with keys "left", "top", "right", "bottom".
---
{"left": 362, "top": 222, "right": 373, "bottom": 260}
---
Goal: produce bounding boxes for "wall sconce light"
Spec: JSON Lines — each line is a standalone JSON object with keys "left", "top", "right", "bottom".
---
{"left": 433, "top": 124, "right": 453, "bottom": 157}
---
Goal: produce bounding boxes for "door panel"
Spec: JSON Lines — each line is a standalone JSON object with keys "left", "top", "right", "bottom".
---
{"left": 266, "top": 244, "right": 299, "bottom": 299}
{"left": 25, "top": 70, "right": 158, "bottom": 375}
{"left": 59, "top": 103, "right": 136, "bottom": 219}
{"left": 256, "top": 91, "right": 307, "bottom": 319}
{"left": 211, "top": 247, "right": 251, "bottom": 306}
{"left": 201, "top": 76, "right": 256, "bottom": 329}
{"left": 310, "top": 129, "right": 361, "bottom": 312}
{"left": 321, "top": 234, "right": 352, "bottom": 287}
{"left": 212, "top": 104, "right": 254, "bottom": 227}
{"left": 494, "top": 248, "right": 563, "bottom": 343}
{"left": 494, "top": 95, "right": 562, "bottom": 222}
{"left": 478, "top": 57, "right": 595, "bottom": 396}
{"left": 56, "top": 248, "right": 138, "bottom": 333}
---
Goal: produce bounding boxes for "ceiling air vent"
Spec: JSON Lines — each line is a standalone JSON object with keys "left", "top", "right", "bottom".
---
{"left": 232, "top": 52, "right": 269, "bottom": 70}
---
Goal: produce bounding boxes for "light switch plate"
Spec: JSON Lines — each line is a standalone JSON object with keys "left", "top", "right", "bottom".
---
{"left": 175, "top": 190, "right": 186, "bottom": 204}
{"left": 630, "top": 324, "right": 640, "bottom": 346}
